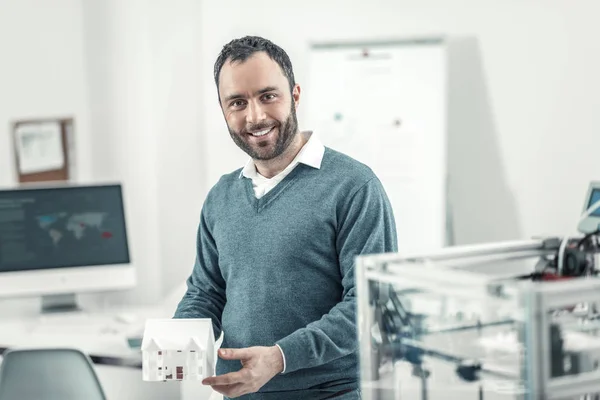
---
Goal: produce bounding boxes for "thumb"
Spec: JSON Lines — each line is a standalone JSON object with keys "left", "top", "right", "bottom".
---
{"left": 218, "top": 347, "right": 252, "bottom": 360}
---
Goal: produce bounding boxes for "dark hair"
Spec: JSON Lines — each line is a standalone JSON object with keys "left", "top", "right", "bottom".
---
{"left": 213, "top": 36, "right": 296, "bottom": 97}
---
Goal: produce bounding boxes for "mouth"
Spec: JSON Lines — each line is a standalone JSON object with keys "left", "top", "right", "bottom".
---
{"left": 247, "top": 126, "right": 275, "bottom": 138}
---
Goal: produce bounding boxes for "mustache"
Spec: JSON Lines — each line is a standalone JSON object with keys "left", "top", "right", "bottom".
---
{"left": 242, "top": 122, "right": 277, "bottom": 134}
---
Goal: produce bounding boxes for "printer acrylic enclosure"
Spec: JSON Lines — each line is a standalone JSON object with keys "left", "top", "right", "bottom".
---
{"left": 356, "top": 240, "right": 600, "bottom": 400}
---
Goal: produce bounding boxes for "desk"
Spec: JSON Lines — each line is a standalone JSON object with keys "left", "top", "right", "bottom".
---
{"left": 0, "top": 305, "right": 218, "bottom": 400}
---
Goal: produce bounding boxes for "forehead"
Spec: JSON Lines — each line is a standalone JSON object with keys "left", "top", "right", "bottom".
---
{"left": 218, "top": 52, "right": 288, "bottom": 97}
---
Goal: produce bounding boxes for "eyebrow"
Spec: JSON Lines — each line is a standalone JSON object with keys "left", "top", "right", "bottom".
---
{"left": 223, "top": 86, "right": 279, "bottom": 103}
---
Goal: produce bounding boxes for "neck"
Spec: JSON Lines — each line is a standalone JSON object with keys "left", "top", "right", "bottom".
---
{"left": 254, "top": 131, "right": 307, "bottom": 178}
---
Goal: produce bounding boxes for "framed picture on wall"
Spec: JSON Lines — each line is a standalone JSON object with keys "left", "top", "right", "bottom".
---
{"left": 11, "top": 118, "right": 74, "bottom": 184}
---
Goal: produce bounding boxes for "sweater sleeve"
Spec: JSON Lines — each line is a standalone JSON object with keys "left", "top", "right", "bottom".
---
{"left": 276, "top": 177, "right": 398, "bottom": 373}
{"left": 173, "top": 206, "right": 227, "bottom": 340}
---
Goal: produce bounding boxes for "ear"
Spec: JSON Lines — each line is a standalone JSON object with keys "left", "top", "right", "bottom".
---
{"left": 292, "top": 84, "right": 301, "bottom": 109}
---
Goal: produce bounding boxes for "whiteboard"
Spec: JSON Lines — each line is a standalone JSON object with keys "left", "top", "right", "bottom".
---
{"left": 304, "top": 39, "right": 448, "bottom": 254}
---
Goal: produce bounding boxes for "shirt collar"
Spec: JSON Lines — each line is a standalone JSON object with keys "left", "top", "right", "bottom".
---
{"left": 239, "top": 131, "right": 324, "bottom": 179}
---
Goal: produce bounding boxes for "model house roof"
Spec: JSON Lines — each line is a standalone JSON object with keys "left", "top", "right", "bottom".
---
{"left": 184, "top": 338, "right": 203, "bottom": 351}
{"left": 145, "top": 338, "right": 161, "bottom": 352}
{"left": 141, "top": 318, "right": 214, "bottom": 351}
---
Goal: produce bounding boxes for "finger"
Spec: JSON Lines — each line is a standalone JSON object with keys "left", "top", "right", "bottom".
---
{"left": 202, "top": 370, "right": 247, "bottom": 386}
{"left": 211, "top": 383, "right": 247, "bottom": 398}
{"left": 218, "top": 347, "right": 253, "bottom": 360}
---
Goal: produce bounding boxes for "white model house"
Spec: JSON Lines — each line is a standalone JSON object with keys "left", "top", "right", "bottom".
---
{"left": 141, "top": 318, "right": 215, "bottom": 382}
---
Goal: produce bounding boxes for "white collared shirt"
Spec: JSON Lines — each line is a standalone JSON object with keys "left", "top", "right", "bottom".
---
{"left": 239, "top": 131, "right": 325, "bottom": 199}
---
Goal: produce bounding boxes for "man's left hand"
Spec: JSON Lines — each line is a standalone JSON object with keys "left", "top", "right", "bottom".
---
{"left": 202, "top": 346, "right": 284, "bottom": 398}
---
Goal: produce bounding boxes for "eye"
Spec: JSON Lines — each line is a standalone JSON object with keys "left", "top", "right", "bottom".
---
{"left": 261, "top": 93, "right": 277, "bottom": 102}
{"left": 230, "top": 99, "right": 246, "bottom": 108}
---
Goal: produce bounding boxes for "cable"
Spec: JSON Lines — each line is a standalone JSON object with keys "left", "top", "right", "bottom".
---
{"left": 577, "top": 229, "right": 600, "bottom": 248}
{"left": 557, "top": 236, "right": 570, "bottom": 275}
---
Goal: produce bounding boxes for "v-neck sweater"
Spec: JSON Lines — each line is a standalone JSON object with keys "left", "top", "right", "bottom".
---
{"left": 174, "top": 147, "right": 398, "bottom": 397}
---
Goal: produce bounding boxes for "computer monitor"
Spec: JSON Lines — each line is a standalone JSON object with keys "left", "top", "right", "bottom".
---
{"left": 0, "top": 183, "right": 135, "bottom": 312}
{"left": 578, "top": 181, "right": 600, "bottom": 235}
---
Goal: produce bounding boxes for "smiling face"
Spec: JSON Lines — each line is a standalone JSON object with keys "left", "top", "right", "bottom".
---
{"left": 218, "top": 52, "right": 301, "bottom": 161}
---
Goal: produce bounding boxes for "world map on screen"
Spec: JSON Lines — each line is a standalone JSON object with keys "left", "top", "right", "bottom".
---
{"left": 36, "top": 212, "right": 112, "bottom": 245}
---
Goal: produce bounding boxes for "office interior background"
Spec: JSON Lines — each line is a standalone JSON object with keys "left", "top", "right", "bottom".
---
{"left": 1, "top": 0, "right": 600, "bottom": 398}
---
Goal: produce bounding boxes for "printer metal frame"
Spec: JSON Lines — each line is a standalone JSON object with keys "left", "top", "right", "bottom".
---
{"left": 356, "top": 239, "right": 600, "bottom": 400}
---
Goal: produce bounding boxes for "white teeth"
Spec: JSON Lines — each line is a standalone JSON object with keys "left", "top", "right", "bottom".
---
{"left": 251, "top": 128, "right": 272, "bottom": 137}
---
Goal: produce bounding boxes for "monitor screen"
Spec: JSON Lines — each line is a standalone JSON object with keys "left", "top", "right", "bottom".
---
{"left": 588, "top": 188, "right": 600, "bottom": 217}
{"left": 0, "top": 184, "right": 130, "bottom": 273}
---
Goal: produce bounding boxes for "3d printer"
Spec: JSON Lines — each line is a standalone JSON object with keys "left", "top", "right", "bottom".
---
{"left": 356, "top": 182, "right": 600, "bottom": 399}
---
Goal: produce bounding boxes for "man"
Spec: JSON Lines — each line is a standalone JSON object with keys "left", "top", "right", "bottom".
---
{"left": 174, "top": 36, "right": 397, "bottom": 399}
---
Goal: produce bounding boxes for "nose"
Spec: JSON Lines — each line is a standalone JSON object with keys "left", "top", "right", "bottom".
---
{"left": 245, "top": 100, "right": 266, "bottom": 125}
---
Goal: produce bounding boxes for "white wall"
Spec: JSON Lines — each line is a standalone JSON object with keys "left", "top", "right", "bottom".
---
{"left": 0, "top": 0, "right": 203, "bottom": 308}
{"left": 0, "top": 0, "right": 92, "bottom": 186}
{"left": 148, "top": 0, "right": 205, "bottom": 299}
{"left": 3, "top": 0, "right": 600, "bottom": 309}
{"left": 0, "top": 0, "right": 100, "bottom": 310}
{"left": 198, "top": 0, "right": 600, "bottom": 243}
{"left": 81, "top": 0, "right": 162, "bottom": 306}
{"left": 82, "top": 0, "right": 204, "bottom": 303}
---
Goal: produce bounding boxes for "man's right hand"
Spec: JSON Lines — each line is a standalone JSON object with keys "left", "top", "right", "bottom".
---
{"left": 202, "top": 346, "right": 283, "bottom": 398}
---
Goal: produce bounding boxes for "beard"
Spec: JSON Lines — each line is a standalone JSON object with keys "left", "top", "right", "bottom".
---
{"left": 228, "top": 103, "right": 298, "bottom": 161}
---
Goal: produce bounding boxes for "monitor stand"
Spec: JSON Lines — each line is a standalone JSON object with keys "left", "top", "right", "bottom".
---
{"left": 41, "top": 293, "right": 81, "bottom": 313}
